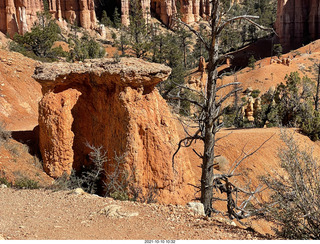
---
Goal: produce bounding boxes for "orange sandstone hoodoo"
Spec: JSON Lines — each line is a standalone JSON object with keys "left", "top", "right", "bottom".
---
{"left": 33, "top": 58, "right": 195, "bottom": 204}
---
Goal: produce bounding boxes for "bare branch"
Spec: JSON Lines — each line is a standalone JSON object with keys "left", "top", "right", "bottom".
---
{"left": 217, "top": 15, "right": 260, "bottom": 35}
{"left": 173, "top": 17, "right": 210, "bottom": 51}
{"left": 172, "top": 129, "right": 203, "bottom": 173}
{"left": 167, "top": 95, "right": 204, "bottom": 109}
{"left": 171, "top": 81, "right": 206, "bottom": 98}
{"left": 193, "top": 148, "right": 203, "bottom": 159}
{"left": 216, "top": 131, "right": 233, "bottom": 144}
{"left": 216, "top": 87, "right": 243, "bottom": 107}
{"left": 228, "top": 134, "right": 275, "bottom": 175}
{"left": 217, "top": 82, "right": 241, "bottom": 92}
{"left": 243, "top": 17, "right": 278, "bottom": 36}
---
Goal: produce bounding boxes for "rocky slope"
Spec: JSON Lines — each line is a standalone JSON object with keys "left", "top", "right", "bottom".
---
{"left": 0, "top": 47, "right": 41, "bottom": 131}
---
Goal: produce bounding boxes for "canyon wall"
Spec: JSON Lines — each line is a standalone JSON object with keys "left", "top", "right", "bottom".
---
{"left": 0, "top": 0, "right": 96, "bottom": 37}
{"left": 276, "top": 0, "right": 320, "bottom": 51}
{"left": 0, "top": 0, "right": 212, "bottom": 37}
{"left": 121, "top": 0, "right": 212, "bottom": 27}
{"left": 33, "top": 58, "right": 195, "bottom": 204}
{"left": 3, "top": 0, "right": 320, "bottom": 52}
{"left": 0, "top": 0, "right": 43, "bottom": 37}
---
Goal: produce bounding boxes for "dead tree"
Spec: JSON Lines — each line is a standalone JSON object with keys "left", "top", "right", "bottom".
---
{"left": 313, "top": 62, "right": 320, "bottom": 111}
{"left": 172, "top": 0, "right": 275, "bottom": 217}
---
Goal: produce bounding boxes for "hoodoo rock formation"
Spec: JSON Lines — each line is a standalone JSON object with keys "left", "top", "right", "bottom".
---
{"left": 0, "top": 0, "right": 212, "bottom": 37}
{"left": 121, "top": 0, "right": 212, "bottom": 27}
{"left": 276, "top": 0, "right": 320, "bottom": 51}
{"left": 0, "top": 0, "right": 96, "bottom": 37}
{"left": 2, "top": 0, "right": 320, "bottom": 52}
{"left": 0, "top": 0, "right": 43, "bottom": 37}
{"left": 33, "top": 58, "right": 195, "bottom": 204}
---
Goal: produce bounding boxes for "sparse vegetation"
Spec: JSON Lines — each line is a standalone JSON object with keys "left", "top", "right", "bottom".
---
{"left": 262, "top": 130, "right": 320, "bottom": 239}
{"left": 9, "top": 11, "right": 105, "bottom": 62}
{"left": 53, "top": 143, "right": 159, "bottom": 203}
{"left": 273, "top": 44, "right": 283, "bottom": 58}
{"left": 14, "top": 176, "right": 39, "bottom": 189}
{"left": 0, "top": 122, "right": 11, "bottom": 146}
{"left": 9, "top": 12, "right": 65, "bottom": 62}
{"left": 0, "top": 176, "right": 12, "bottom": 187}
{"left": 67, "top": 31, "right": 106, "bottom": 62}
{"left": 248, "top": 55, "right": 256, "bottom": 69}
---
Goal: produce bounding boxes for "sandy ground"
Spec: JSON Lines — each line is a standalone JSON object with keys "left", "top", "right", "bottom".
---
{"left": 0, "top": 187, "right": 271, "bottom": 240}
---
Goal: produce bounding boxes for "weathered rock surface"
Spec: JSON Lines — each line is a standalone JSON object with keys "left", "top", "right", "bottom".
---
{"left": 0, "top": 0, "right": 96, "bottom": 37}
{"left": 122, "top": 0, "right": 212, "bottom": 26}
{"left": 38, "top": 88, "right": 81, "bottom": 177}
{"left": 33, "top": 58, "right": 195, "bottom": 204}
{"left": 0, "top": 49, "right": 42, "bottom": 131}
{"left": 1, "top": 0, "right": 212, "bottom": 35}
{"left": 186, "top": 202, "right": 205, "bottom": 216}
{"left": 276, "top": 0, "right": 320, "bottom": 51}
{"left": 0, "top": 0, "right": 43, "bottom": 37}
{"left": 98, "top": 205, "right": 139, "bottom": 218}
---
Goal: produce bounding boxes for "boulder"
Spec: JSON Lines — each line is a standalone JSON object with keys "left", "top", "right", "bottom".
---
{"left": 0, "top": 184, "right": 8, "bottom": 189}
{"left": 213, "top": 155, "right": 229, "bottom": 173}
{"left": 33, "top": 58, "right": 195, "bottom": 205}
{"left": 70, "top": 188, "right": 86, "bottom": 195}
{"left": 98, "top": 205, "right": 139, "bottom": 218}
{"left": 187, "top": 202, "right": 205, "bottom": 216}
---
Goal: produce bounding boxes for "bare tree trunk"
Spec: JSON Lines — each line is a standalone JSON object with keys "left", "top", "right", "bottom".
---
{"left": 200, "top": 1, "right": 219, "bottom": 216}
{"left": 315, "top": 63, "right": 320, "bottom": 111}
{"left": 172, "top": 0, "right": 274, "bottom": 217}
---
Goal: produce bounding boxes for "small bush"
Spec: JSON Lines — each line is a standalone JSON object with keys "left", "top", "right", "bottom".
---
{"left": 52, "top": 143, "right": 159, "bottom": 203}
{"left": 251, "top": 89, "right": 261, "bottom": 99}
{"left": 0, "top": 122, "right": 11, "bottom": 145}
{"left": 4, "top": 142, "right": 21, "bottom": 157}
{"left": 0, "top": 177, "right": 12, "bottom": 187}
{"left": 50, "top": 172, "right": 71, "bottom": 191}
{"left": 248, "top": 55, "right": 256, "bottom": 69}
{"left": 273, "top": 44, "right": 283, "bottom": 58}
{"left": 300, "top": 110, "right": 320, "bottom": 141}
{"left": 14, "top": 177, "right": 39, "bottom": 189}
{"left": 262, "top": 130, "right": 320, "bottom": 239}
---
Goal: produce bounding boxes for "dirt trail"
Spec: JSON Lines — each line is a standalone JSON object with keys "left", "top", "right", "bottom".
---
{"left": 0, "top": 187, "right": 271, "bottom": 240}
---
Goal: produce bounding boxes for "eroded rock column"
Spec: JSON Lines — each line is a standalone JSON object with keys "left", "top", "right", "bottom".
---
{"left": 34, "top": 58, "right": 195, "bottom": 204}
{"left": 38, "top": 88, "right": 81, "bottom": 178}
